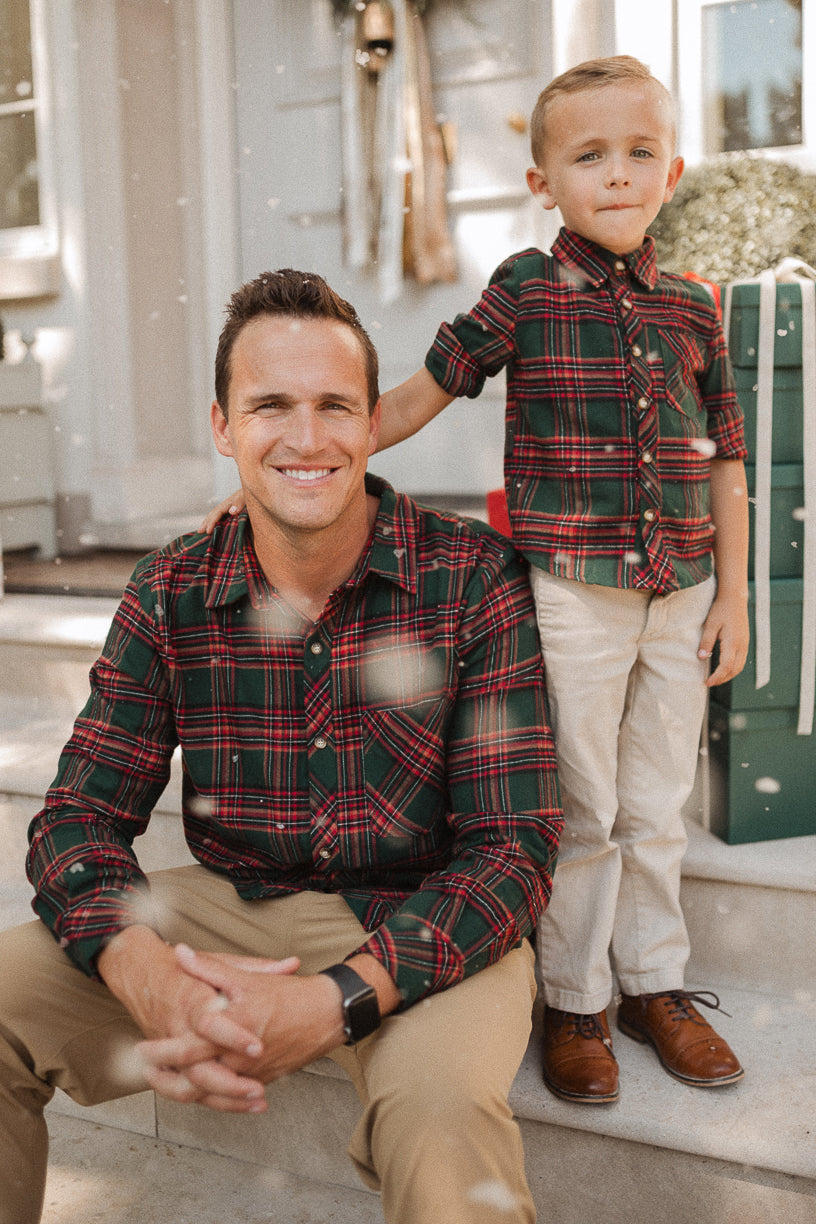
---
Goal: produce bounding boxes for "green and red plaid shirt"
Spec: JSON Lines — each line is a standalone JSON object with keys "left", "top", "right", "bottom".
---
{"left": 426, "top": 229, "right": 748, "bottom": 593}
{"left": 28, "top": 477, "right": 562, "bottom": 1006}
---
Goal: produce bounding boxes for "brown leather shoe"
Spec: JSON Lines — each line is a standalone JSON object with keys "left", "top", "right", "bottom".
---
{"left": 617, "top": 990, "right": 744, "bottom": 1087}
{"left": 541, "top": 1006, "right": 619, "bottom": 1103}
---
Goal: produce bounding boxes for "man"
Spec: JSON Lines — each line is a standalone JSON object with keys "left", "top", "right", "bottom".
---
{"left": 0, "top": 269, "right": 562, "bottom": 1224}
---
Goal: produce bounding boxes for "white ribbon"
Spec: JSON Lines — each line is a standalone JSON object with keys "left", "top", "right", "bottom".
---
{"left": 792, "top": 264, "right": 816, "bottom": 735}
{"left": 723, "top": 259, "right": 816, "bottom": 736}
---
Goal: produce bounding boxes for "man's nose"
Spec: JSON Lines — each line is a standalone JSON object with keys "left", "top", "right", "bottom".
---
{"left": 288, "top": 406, "right": 326, "bottom": 451}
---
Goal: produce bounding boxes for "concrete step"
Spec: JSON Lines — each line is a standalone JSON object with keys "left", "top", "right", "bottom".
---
{"left": 682, "top": 817, "right": 816, "bottom": 995}
{"left": 0, "top": 594, "right": 182, "bottom": 812}
{"left": 42, "top": 1111, "right": 384, "bottom": 1224}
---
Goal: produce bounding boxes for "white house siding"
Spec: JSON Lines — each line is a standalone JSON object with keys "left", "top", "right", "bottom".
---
{"left": 0, "top": 0, "right": 812, "bottom": 549}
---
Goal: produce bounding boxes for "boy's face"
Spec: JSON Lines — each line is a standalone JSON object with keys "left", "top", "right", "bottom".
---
{"left": 526, "top": 80, "right": 683, "bottom": 255}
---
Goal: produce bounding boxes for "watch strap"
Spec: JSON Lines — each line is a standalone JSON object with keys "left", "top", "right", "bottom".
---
{"left": 319, "top": 962, "right": 381, "bottom": 1045}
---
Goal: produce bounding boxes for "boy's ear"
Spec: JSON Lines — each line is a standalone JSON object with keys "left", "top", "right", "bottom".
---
{"left": 526, "top": 166, "right": 558, "bottom": 211}
{"left": 664, "top": 155, "right": 684, "bottom": 203}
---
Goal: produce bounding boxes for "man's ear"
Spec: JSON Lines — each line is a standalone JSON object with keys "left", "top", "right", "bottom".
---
{"left": 664, "top": 156, "right": 684, "bottom": 203}
{"left": 368, "top": 399, "right": 382, "bottom": 457}
{"left": 211, "top": 400, "right": 234, "bottom": 458}
{"left": 526, "top": 166, "right": 558, "bottom": 211}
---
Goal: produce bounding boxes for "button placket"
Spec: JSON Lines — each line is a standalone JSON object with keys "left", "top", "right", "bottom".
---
{"left": 615, "top": 283, "right": 662, "bottom": 568}
{"left": 303, "top": 628, "right": 338, "bottom": 867}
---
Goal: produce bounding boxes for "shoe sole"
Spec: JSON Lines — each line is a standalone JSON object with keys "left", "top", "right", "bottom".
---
{"left": 541, "top": 1069, "right": 619, "bottom": 1104}
{"left": 617, "top": 1018, "right": 745, "bottom": 1087}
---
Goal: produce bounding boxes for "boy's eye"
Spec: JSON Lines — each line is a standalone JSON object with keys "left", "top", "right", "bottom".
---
{"left": 576, "top": 151, "right": 601, "bottom": 163}
{"left": 631, "top": 147, "right": 654, "bottom": 159}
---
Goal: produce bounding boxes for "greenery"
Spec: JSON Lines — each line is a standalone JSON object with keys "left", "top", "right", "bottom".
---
{"left": 649, "top": 152, "right": 816, "bottom": 283}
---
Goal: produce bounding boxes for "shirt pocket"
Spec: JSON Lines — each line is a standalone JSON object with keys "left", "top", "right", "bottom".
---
{"left": 361, "top": 700, "right": 449, "bottom": 840}
{"left": 658, "top": 333, "right": 709, "bottom": 440}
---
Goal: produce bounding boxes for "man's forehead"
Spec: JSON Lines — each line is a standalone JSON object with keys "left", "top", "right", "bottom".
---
{"left": 236, "top": 312, "right": 353, "bottom": 345}
{"left": 230, "top": 314, "right": 368, "bottom": 397}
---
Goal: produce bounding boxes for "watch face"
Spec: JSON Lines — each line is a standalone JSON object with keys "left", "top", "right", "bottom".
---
{"left": 344, "top": 982, "right": 379, "bottom": 1043}
{"left": 321, "top": 964, "right": 381, "bottom": 1044}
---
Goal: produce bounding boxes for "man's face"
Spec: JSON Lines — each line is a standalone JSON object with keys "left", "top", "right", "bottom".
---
{"left": 211, "top": 314, "right": 380, "bottom": 543}
{"left": 526, "top": 80, "right": 683, "bottom": 255}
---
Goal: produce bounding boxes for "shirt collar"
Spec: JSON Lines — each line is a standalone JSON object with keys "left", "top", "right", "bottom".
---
{"left": 364, "top": 473, "right": 416, "bottom": 594}
{"left": 552, "top": 227, "right": 659, "bottom": 291}
{"left": 204, "top": 473, "right": 415, "bottom": 610}
{"left": 204, "top": 512, "right": 252, "bottom": 609}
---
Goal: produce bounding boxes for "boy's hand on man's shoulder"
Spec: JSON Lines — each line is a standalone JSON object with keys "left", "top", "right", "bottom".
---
{"left": 699, "top": 593, "right": 750, "bottom": 686}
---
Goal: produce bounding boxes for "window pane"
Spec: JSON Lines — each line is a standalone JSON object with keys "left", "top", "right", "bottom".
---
{"left": 702, "top": 0, "right": 802, "bottom": 152}
{"left": 0, "top": 109, "right": 39, "bottom": 227}
{"left": 0, "top": 0, "right": 34, "bottom": 107}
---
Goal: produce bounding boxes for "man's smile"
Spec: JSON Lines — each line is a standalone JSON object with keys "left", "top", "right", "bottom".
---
{"left": 277, "top": 467, "right": 336, "bottom": 482}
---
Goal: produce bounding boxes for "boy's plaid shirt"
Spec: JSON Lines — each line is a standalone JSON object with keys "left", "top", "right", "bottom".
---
{"left": 28, "top": 478, "right": 562, "bottom": 1007}
{"left": 426, "top": 229, "right": 748, "bottom": 593}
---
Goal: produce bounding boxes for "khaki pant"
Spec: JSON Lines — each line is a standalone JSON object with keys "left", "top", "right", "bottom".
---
{"left": 530, "top": 569, "right": 716, "bottom": 1014}
{"left": 0, "top": 866, "right": 537, "bottom": 1224}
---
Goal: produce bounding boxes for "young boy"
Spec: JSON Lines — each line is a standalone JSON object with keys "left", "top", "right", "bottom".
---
{"left": 204, "top": 56, "right": 750, "bottom": 1104}
{"left": 375, "top": 55, "right": 750, "bottom": 1104}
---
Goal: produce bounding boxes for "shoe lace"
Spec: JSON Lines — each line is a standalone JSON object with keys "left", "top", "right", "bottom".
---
{"left": 565, "top": 1012, "right": 613, "bottom": 1049}
{"left": 644, "top": 990, "right": 732, "bottom": 1023}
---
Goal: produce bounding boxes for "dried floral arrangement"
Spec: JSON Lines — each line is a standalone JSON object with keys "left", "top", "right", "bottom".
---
{"left": 649, "top": 152, "right": 816, "bottom": 283}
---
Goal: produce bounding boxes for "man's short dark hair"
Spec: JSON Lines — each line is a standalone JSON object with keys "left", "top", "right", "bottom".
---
{"left": 214, "top": 268, "right": 380, "bottom": 417}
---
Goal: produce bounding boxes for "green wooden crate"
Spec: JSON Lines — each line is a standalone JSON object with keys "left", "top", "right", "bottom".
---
{"left": 712, "top": 579, "right": 809, "bottom": 709}
{"left": 745, "top": 462, "right": 804, "bottom": 579}
{"left": 707, "top": 700, "right": 816, "bottom": 844}
{"left": 733, "top": 365, "right": 805, "bottom": 464}
{"left": 727, "top": 282, "right": 810, "bottom": 369}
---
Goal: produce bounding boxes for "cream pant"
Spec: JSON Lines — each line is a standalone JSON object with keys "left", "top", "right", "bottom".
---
{"left": 530, "top": 569, "right": 715, "bottom": 1015}
{"left": 0, "top": 867, "right": 537, "bottom": 1224}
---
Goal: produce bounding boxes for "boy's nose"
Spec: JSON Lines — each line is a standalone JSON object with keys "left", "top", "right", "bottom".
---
{"left": 607, "top": 162, "right": 631, "bottom": 188}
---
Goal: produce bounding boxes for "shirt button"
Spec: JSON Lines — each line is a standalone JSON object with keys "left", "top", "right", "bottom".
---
{"left": 319, "top": 848, "right": 331, "bottom": 860}
{"left": 638, "top": 396, "right": 650, "bottom": 410}
{"left": 642, "top": 450, "right": 654, "bottom": 464}
{"left": 622, "top": 298, "right": 633, "bottom": 310}
{"left": 614, "top": 259, "right": 626, "bottom": 272}
{"left": 632, "top": 344, "right": 642, "bottom": 357}
{"left": 643, "top": 509, "right": 657, "bottom": 523}
{"left": 310, "top": 641, "right": 323, "bottom": 655}
{"left": 314, "top": 735, "right": 328, "bottom": 749}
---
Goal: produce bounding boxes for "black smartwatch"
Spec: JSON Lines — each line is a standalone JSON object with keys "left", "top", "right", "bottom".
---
{"left": 320, "top": 962, "right": 381, "bottom": 1045}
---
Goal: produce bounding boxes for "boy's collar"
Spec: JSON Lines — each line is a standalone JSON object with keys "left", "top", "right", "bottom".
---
{"left": 552, "top": 228, "right": 659, "bottom": 291}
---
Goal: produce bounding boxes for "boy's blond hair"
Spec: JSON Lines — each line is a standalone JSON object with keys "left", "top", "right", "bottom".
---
{"left": 530, "top": 55, "right": 675, "bottom": 166}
